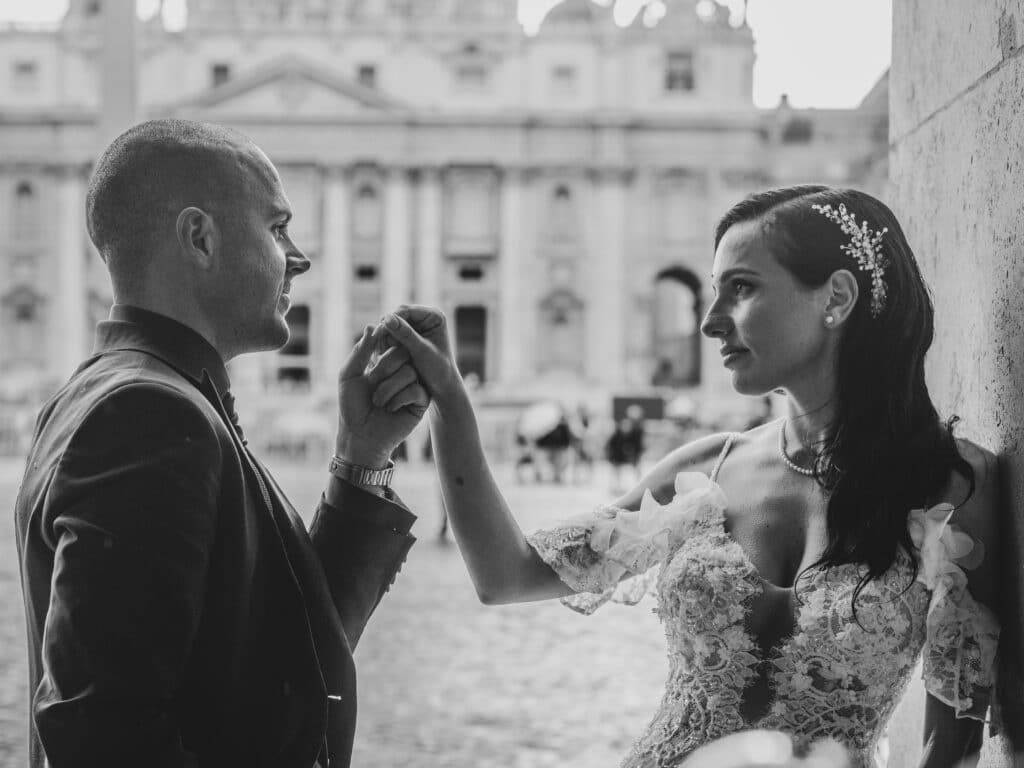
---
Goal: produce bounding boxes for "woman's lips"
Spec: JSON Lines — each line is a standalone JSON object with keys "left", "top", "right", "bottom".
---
{"left": 721, "top": 348, "right": 748, "bottom": 366}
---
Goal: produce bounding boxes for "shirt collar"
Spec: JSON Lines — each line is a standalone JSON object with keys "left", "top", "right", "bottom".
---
{"left": 93, "top": 304, "right": 232, "bottom": 397}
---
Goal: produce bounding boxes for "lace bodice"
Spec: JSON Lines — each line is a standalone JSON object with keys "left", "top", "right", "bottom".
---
{"left": 525, "top": 439, "right": 1000, "bottom": 768}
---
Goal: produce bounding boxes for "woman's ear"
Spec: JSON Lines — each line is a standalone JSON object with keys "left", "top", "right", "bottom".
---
{"left": 824, "top": 268, "right": 860, "bottom": 328}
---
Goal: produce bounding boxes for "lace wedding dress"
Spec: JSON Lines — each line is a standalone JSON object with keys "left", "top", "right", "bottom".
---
{"left": 525, "top": 435, "right": 1000, "bottom": 768}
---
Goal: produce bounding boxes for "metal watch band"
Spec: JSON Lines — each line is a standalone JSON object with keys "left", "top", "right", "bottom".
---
{"left": 329, "top": 456, "right": 395, "bottom": 488}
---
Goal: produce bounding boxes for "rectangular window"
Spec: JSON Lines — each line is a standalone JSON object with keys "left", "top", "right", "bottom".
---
{"left": 12, "top": 60, "right": 39, "bottom": 92}
{"left": 280, "top": 305, "right": 310, "bottom": 356}
{"left": 665, "top": 52, "right": 695, "bottom": 93}
{"left": 276, "top": 367, "right": 311, "bottom": 392}
{"left": 444, "top": 168, "right": 498, "bottom": 256}
{"left": 551, "top": 65, "right": 577, "bottom": 97}
{"left": 455, "top": 306, "right": 487, "bottom": 382}
{"left": 211, "top": 63, "right": 231, "bottom": 87}
{"left": 356, "top": 64, "right": 377, "bottom": 89}
{"left": 455, "top": 63, "right": 488, "bottom": 90}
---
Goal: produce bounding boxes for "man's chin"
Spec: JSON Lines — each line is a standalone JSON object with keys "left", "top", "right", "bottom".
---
{"left": 257, "top": 316, "right": 291, "bottom": 352}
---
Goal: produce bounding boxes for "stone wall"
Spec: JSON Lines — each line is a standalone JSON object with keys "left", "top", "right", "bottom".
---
{"left": 891, "top": 0, "right": 1024, "bottom": 764}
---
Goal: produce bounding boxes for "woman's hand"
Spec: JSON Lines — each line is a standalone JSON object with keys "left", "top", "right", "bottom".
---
{"left": 379, "top": 305, "right": 464, "bottom": 407}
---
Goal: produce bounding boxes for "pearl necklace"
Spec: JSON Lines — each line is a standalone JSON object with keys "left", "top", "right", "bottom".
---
{"left": 779, "top": 421, "right": 816, "bottom": 476}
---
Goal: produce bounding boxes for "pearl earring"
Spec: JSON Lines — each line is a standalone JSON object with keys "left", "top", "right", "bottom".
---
{"left": 825, "top": 315, "right": 835, "bottom": 326}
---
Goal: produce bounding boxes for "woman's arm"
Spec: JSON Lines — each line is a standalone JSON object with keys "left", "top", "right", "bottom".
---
{"left": 920, "top": 440, "right": 1001, "bottom": 768}
{"left": 428, "top": 384, "right": 571, "bottom": 604}
{"left": 378, "top": 306, "right": 732, "bottom": 605}
{"left": 920, "top": 695, "right": 983, "bottom": 768}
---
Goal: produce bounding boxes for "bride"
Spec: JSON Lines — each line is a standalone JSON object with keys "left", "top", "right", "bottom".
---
{"left": 374, "top": 185, "right": 1001, "bottom": 767}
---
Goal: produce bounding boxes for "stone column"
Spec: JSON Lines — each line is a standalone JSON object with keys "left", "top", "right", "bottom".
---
{"left": 321, "top": 167, "right": 352, "bottom": 381}
{"left": 414, "top": 167, "right": 442, "bottom": 308}
{"left": 498, "top": 167, "right": 526, "bottom": 384}
{"left": 382, "top": 166, "right": 412, "bottom": 312}
{"left": 98, "top": 0, "right": 137, "bottom": 149}
{"left": 53, "top": 167, "right": 88, "bottom": 381}
{"left": 585, "top": 168, "right": 629, "bottom": 385}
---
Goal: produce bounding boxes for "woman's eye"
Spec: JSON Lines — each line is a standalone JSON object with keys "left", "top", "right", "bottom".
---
{"left": 733, "top": 280, "right": 752, "bottom": 296}
{"left": 274, "top": 224, "right": 289, "bottom": 238}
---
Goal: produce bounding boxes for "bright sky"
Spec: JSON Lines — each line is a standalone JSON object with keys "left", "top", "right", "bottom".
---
{"left": 0, "top": 0, "right": 891, "bottom": 108}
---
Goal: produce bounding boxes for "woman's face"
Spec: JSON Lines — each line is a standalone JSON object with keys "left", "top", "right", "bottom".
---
{"left": 701, "top": 218, "right": 832, "bottom": 396}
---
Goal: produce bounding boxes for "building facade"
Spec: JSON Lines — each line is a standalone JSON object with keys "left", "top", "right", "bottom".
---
{"left": 0, "top": 0, "right": 887, "bottom": 418}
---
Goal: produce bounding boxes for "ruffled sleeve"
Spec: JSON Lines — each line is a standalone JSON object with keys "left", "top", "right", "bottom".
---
{"left": 525, "top": 472, "right": 726, "bottom": 615}
{"left": 908, "top": 504, "right": 1000, "bottom": 722}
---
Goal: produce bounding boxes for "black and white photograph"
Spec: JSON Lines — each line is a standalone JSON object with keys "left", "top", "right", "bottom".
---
{"left": 0, "top": 0, "right": 1021, "bottom": 766}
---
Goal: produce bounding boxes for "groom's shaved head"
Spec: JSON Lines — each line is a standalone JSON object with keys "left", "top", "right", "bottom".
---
{"left": 86, "top": 118, "right": 274, "bottom": 283}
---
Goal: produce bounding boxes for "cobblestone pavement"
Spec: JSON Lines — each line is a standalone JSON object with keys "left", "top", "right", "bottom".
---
{"left": 1, "top": 457, "right": 927, "bottom": 767}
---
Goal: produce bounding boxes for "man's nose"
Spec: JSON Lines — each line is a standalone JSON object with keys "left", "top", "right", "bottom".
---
{"left": 288, "top": 247, "right": 311, "bottom": 276}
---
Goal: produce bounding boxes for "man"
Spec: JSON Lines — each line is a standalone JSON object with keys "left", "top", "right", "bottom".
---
{"left": 14, "top": 119, "right": 427, "bottom": 767}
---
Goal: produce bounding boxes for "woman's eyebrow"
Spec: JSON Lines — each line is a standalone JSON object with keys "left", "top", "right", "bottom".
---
{"left": 711, "top": 267, "right": 760, "bottom": 284}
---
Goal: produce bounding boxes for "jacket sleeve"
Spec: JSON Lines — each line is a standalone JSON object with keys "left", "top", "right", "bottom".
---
{"left": 35, "top": 383, "right": 222, "bottom": 768}
{"left": 307, "top": 479, "right": 416, "bottom": 649}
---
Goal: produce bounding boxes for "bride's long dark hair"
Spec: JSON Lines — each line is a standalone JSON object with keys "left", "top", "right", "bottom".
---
{"left": 714, "top": 185, "right": 974, "bottom": 608}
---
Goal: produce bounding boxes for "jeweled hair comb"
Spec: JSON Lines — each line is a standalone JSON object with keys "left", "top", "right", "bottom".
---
{"left": 811, "top": 202, "right": 889, "bottom": 317}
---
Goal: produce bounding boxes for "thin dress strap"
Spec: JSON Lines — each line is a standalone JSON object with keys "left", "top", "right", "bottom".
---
{"left": 710, "top": 433, "right": 738, "bottom": 482}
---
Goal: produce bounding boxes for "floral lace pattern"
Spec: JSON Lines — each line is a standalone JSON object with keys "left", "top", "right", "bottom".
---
{"left": 526, "top": 470, "right": 1000, "bottom": 768}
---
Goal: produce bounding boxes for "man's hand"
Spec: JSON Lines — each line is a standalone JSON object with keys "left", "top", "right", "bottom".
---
{"left": 378, "top": 305, "right": 463, "bottom": 406}
{"left": 336, "top": 325, "right": 429, "bottom": 467}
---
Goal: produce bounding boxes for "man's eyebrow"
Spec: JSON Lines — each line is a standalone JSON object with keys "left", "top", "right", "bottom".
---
{"left": 268, "top": 207, "right": 292, "bottom": 222}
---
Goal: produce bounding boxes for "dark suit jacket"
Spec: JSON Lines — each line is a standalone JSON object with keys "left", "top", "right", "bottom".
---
{"left": 14, "top": 306, "right": 416, "bottom": 768}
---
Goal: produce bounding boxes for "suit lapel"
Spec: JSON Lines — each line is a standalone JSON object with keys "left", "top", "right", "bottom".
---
{"left": 201, "top": 375, "right": 334, "bottom": 648}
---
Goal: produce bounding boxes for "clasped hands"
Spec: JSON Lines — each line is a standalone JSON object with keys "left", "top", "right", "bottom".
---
{"left": 335, "top": 305, "right": 460, "bottom": 468}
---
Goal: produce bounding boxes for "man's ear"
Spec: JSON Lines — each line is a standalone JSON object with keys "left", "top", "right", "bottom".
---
{"left": 825, "top": 268, "right": 859, "bottom": 327}
{"left": 175, "top": 206, "right": 218, "bottom": 270}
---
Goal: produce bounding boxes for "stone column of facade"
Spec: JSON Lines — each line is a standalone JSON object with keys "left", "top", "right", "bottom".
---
{"left": 53, "top": 167, "right": 88, "bottom": 381}
{"left": 414, "top": 167, "right": 442, "bottom": 308}
{"left": 382, "top": 167, "right": 412, "bottom": 312}
{"left": 585, "top": 168, "right": 629, "bottom": 385}
{"left": 321, "top": 167, "right": 352, "bottom": 384}
{"left": 98, "top": 0, "right": 138, "bottom": 149}
{"left": 498, "top": 167, "right": 526, "bottom": 385}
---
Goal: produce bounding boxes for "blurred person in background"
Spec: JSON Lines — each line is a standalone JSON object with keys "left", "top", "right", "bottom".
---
{"left": 535, "top": 409, "right": 573, "bottom": 484}
{"left": 569, "top": 403, "right": 595, "bottom": 484}
{"left": 14, "top": 119, "right": 429, "bottom": 768}
{"left": 376, "top": 185, "right": 1001, "bottom": 768}
{"left": 606, "top": 404, "right": 646, "bottom": 492}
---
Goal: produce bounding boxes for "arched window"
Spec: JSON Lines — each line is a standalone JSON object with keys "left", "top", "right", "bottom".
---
{"left": 353, "top": 183, "right": 382, "bottom": 240}
{"left": 652, "top": 267, "right": 702, "bottom": 386}
{"left": 13, "top": 181, "right": 39, "bottom": 241}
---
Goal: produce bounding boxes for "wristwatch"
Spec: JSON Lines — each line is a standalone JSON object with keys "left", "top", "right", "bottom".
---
{"left": 329, "top": 456, "right": 395, "bottom": 488}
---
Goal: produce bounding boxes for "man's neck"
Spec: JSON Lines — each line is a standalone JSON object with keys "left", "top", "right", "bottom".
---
{"left": 113, "top": 295, "right": 227, "bottom": 360}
